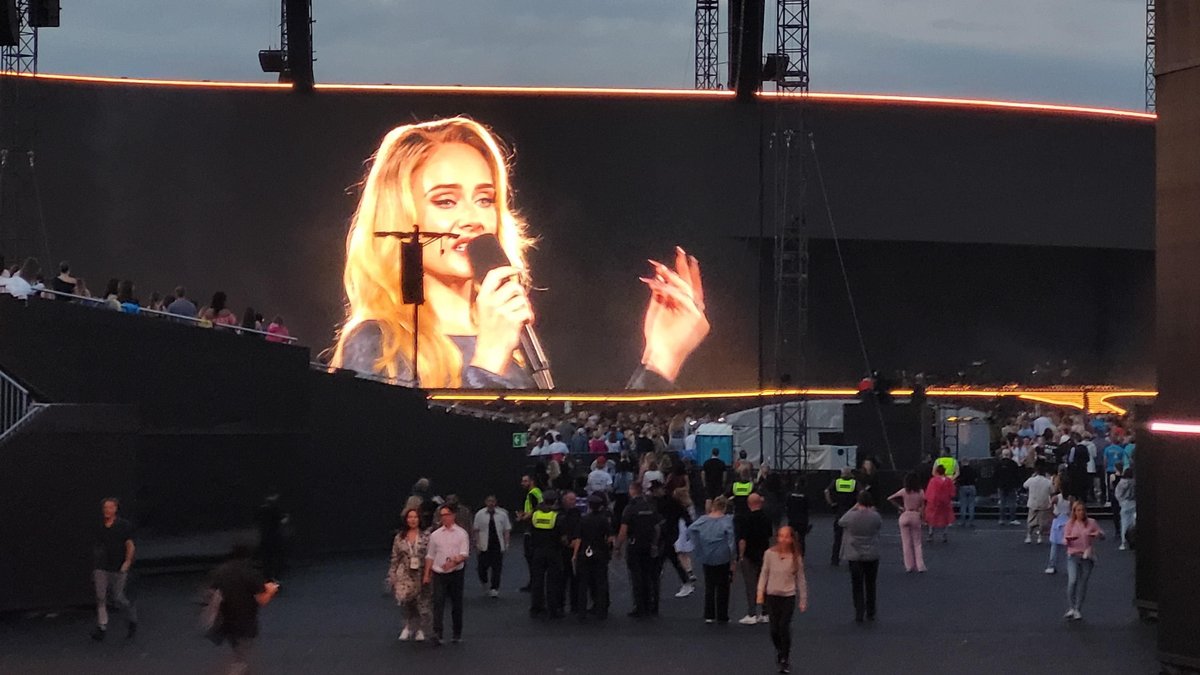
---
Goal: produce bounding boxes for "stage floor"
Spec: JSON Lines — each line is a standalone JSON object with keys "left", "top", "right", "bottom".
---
{"left": 0, "top": 514, "right": 1155, "bottom": 674}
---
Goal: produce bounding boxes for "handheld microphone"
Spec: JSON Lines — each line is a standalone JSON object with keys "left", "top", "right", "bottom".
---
{"left": 466, "top": 234, "right": 554, "bottom": 389}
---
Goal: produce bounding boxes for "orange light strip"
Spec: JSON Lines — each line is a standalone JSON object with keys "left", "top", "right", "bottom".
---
{"left": 2, "top": 72, "right": 1155, "bottom": 121}
{"left": 428, "top": 387, "right": 1159, "bottom": 413}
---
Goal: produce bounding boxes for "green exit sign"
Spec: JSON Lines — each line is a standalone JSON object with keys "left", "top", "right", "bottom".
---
{"left": 512, "top": 432, "right": 529, "bottom": 448}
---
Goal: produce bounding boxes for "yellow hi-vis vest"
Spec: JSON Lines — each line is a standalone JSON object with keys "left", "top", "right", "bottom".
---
{"left": 732, "top": 481, "right": 753, "bottom": 497}
{"left": 532, "top": 510, "right": 558, "bottom": 530}
{"left": 524, "top": 487, "right": 543, "bottom": 514}
{"left": 835, "top": 478, "right": 857, "bottom": 493}
{"left": 935, "top": 457, "right": 958, "bottom": 476}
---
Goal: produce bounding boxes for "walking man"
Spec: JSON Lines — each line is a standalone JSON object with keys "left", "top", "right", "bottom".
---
{"left": 472, "top": 496, "right": 512, "bottom": 598}
{"left": 92, "top": 497, "right": 138, "bottom": 640}
{"left": 425, "top": 505, "right": 469, "bottom": 644}
{"left": 735, "top": 492, "right": 773, "bottom": 625}
{"left": 209, "top": 543, "right": 280, "bottom": 674}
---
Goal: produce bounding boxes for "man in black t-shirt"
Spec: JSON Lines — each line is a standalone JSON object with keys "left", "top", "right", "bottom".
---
{"left": 574, "top": 494, "right": 613, "bottom": 619}
{"left": 92, "top": 498, "right": 138, "bottom": 641}
{"left": 210, "top": 544, "right": 279, "bottom": 673}
{"left": 734, "top": 493, "right": 773, "bottom": 623}
{"left": 702, "top": 449, "right": 727, "bottom": 509}
{"left": 559, "top": 491, "right": 583, "bottom": 615}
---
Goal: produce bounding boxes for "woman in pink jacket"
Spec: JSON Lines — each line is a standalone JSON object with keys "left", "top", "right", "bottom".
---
{"left": 1063, "top": 500, "right": 1105, "bottom": 620}
{"left": 923, "top": 464, "right": 956, "bottom": 543}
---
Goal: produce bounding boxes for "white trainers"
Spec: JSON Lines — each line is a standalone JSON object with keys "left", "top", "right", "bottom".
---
{"left": 757, "top": 614, "right": 769, "bottom": 624}
{"left": 1010, "top": 520, "right": 1022, "bottom": 526}
{"left": 413, "top": 630, "right": 425, "bottom": 642}
{"left": 1024, "top": 535, "right": 1032, "bottom": 544}
{"left": 487, "top": 589, "right": 499, "bottom": 598}
{"left": 738, "top": 615, "right": 758, "bottom": 625}
{"left": 1064, "top": 609, "right": 1075, "bottom": 620}
{"left": 1044, "top": 567, "right": 1055, "bottom": 574}
{"left": 1071, "top": 610, "right": 1083, "bottom": 621}
{"left": 1118, "top": 544, "right": 1127, "bottom": 551}
{"left": 1036, "top": 535, "right": 1043, "bottom": 545}
{"left": 675, "top": 583, "right": 695, "bottom": 598}
{"left": 398, "top": 627, "right": 411, "bottom": 641}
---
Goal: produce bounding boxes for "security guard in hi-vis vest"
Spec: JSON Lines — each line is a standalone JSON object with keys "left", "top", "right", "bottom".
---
{"left": 729, "top": 467, "right": 755, "bottom": 515}
{"left": 528, "top": 490, "right": 567, "bottom": 619}
{"left": 824, "top": 467, "right": 859, "bottom": 566}
{"left": 517, "top": 474, "right": 543, "bottom": 592}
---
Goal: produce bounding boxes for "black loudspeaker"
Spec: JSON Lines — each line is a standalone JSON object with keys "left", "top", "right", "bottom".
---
{"left": 400, "top": 239, "right": 424, "bottom": 305}
{"left": 841, "top": 400, "right": 933, "bottom": 472}
{"left": 29, "top": 0, "right": 59, "bottom": 28}
{"left": 284, "top": 0, "right": 314, "bottom": 91}
{"left": 1, "top": 0, "right": 19, "bottom": 47}
{"left": 727, "top": 0, "right": 765, "bottom": 103}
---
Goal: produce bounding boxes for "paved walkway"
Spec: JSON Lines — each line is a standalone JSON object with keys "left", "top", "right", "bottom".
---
{"left": 0, "top": 514, "right": 1155, "bottom": 674}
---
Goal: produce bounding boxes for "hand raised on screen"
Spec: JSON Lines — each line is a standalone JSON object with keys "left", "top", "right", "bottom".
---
{"left": 471, "top": 266, "right": 533, "bottom": 375}
{"left": 639, "top": 246, "right": 710, "bottom": 383}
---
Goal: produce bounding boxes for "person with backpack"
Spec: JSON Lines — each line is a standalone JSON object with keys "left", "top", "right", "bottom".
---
{"left": 616, "top": 480, "right": 665, "bottom": 618}
{"left": 687, "top": 496, "right": 737, "bottom": 624}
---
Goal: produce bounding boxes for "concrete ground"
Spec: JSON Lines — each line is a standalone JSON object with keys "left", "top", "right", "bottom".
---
{"left": 0, "top": 514, "right": 1155, "bottom": 675}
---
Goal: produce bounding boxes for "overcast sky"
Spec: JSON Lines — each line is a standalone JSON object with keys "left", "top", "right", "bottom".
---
{"left": 38, "top": 0, "right": 1148, "bottom": 110}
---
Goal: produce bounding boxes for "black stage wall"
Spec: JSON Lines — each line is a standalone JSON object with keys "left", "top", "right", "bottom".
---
{"left": 0, "top": 296, "right": 525, "bottom": 611}
{"left": 0, "top": 76, "right": 1155, "bottom": 389}
{"left": 1148, "top": 3, "right": 1200, "bottom": 671}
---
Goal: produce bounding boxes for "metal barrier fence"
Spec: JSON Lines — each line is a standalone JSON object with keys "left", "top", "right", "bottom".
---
{"left": 0, "top": 369, "right": 35, "bottom": 441}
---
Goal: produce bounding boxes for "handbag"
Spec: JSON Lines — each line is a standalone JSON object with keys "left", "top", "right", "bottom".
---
{"left": 198, "top": 588, "right": 224, "bottom": 644}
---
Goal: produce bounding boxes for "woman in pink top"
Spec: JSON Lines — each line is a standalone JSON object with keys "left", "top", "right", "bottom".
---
{"left": 923, "top": 464, "right": 956, "bottom": 543}
{"left": 887, "top": 472, "right": 927, "bottom": 573}
{"left": 756, "top": 525, "right": 808, "bottom": 674}
{"left": 265, "top": 315, "right": 291, "bottom": 343}
{"left": 1063, "top": 500, "right": 1105, "bottom": 620}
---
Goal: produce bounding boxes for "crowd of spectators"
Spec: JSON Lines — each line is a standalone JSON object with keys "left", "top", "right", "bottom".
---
{"left": 1, "top": 255, "right": 293, "bottom": 342}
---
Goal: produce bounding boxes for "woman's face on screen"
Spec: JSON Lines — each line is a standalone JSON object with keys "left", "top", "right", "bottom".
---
{"left": 412, "top": 142, "right": 499, "bottom": 283}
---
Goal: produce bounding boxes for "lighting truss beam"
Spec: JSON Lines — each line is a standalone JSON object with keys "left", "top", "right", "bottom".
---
{"left": 775, "top": 0, "right": 808, "bottom": 92}
{"left": 1, "top": 0, "right": 37, "bottom": 75}
{"left": 695, "top": 0, "right": 719, "bottom": 90}
{"left": 1146, "top": 0, "right": 1155, "bottom": 112}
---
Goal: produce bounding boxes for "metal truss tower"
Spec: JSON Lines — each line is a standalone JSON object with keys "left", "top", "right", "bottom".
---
{"left": 764, "top": 0, "right": 811, "bottom": 472}
{"left": 774, "top": 0, "right": 809, "bottom": 92}
{"left": 695, "top": 0, "right": 720, "bottom": 89}
{"left": 1, "top": 0, "right": 37, "bottom": 75}
{"left": 1145, "top": 0, "right": 1155, "bottom": 112}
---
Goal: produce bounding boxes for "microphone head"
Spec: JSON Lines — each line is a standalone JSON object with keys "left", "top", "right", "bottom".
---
{"left": 466, "top": 234, "right": 510, "bottom": 284}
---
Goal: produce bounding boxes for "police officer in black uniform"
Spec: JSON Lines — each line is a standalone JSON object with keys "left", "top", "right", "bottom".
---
{"left": 617, "top": 480, "right": 664, "bottom": 618}
{"left": 574, "top": 493, "right": 613, "bottom": 620}
{"left": 528, "top": 490, "right": 567, "bottom": 619}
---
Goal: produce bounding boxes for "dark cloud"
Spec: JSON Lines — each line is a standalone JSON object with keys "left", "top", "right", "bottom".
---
{"left": 35, "top": 0, "right": 1145, "bottom": 109}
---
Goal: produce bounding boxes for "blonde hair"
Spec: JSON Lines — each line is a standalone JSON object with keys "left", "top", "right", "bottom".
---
{"left": 330, "top": 117, "right": 532, "bottom": 386}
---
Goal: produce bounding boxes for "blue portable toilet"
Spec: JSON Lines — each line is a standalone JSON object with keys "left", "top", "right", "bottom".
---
{"left": 695, "top": 423, "right": 734, "bottom": 465}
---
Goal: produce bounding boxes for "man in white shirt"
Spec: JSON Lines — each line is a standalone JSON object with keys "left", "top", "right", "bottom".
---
{"left": 1022, "top": 465, "right": 1054, "bottom": 545}
{"left": 472, "top": 496, "right": 511, "bottom": 598}
{"left": 424, "top": 506, "right": 470, "bottom": 644}
{"left": 586, "top": 464, "right": 614, "bottom": 498}
{"left": 1032, "top": 412, "right": 1055, "bottom": 438}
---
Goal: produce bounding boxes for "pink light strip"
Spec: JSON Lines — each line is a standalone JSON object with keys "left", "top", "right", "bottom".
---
{"left": 1149, "top": 421, "right": 1200, "bottom": 435}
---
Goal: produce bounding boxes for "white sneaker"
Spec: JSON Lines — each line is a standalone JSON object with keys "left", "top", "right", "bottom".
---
{"left": 1064, "top": 609, "right": 1075, "bottom": 620}
{"left": 757, "top": 614, "right": 769, "bottom": 624}
{"left": 1118, "top": 544, "right": 1127, "bottom": 551}
{"left": 413, "top": 630, "right": 425, "bottom": 642}
{"left": 1044, "top": 567, "right": 1055, "bottom": 574}
{"left": 1024, "top": 535, "right": 1032, "bottom": 544}
{"left": 738, "top": 614, "right": 758, "bottom": 625}
{"left": 1036, "top": 535, "right": 1043, "bottom": 545}
{"left": 1010, "top": 520, "right": 1022, "bottom": 526}
{"left": 675, "top": 583, "right": 695, "bottom": 598}
{"left": 705, "top": 619, "right": 715, "bottom": 624}
{"left": 1072, "top": 610, "right": 1083, "bottom": 621}
{"left": 398, "top": 627, "right": 411, "bottom": 641}
{"left": 488, "top": 589, "right": 499, "bottom": 598}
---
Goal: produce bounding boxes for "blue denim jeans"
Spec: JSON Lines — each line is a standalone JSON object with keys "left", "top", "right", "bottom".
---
{"left": 1066, "top": 555, "right": 1095, "bottom": 611}
{"left": 958, "top": 485, "right": 977, "bottom": 524}
{"left": 999, "top": 489, "right": 1017, "bottom": 523}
